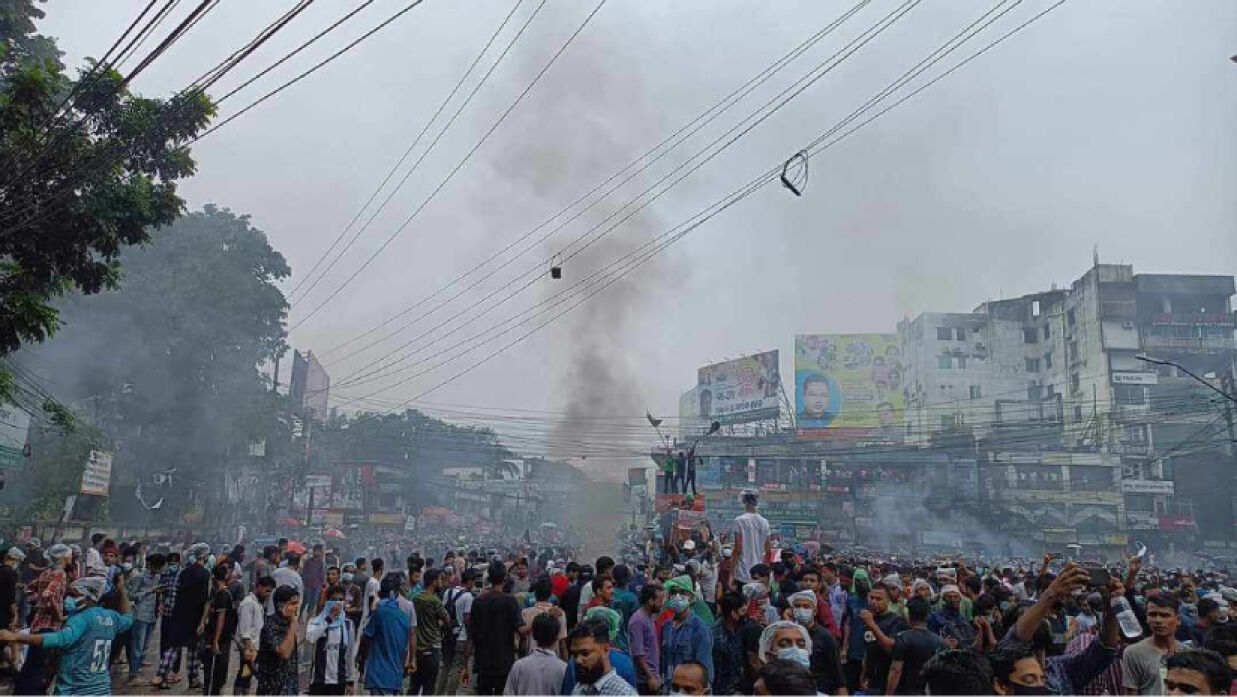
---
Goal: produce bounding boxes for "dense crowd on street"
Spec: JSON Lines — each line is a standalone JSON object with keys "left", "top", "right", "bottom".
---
{"left": 1, "top": 490, "right": 1236, "bottom": 695}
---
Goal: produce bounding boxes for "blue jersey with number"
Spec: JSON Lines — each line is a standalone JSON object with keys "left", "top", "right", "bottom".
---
{"left": 41, "top": 606, "right": 134, "bottom": 695}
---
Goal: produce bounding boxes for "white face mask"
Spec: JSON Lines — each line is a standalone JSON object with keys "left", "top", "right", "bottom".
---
{"left": 792, "top": 607, "right": 815, "bottom": 626}
{"left": 777, "top": 646, "right": 811, "bottom": 669}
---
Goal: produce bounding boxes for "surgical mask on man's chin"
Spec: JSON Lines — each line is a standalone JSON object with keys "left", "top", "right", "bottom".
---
{"left": 776, "top": 646, "right": 810, "bottom": 669}
{"left": 792, "top": 607, "right": 815, "bottom": 626}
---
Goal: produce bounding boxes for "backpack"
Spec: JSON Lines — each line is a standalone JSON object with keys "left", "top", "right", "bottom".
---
{"left": 442, "top": 587, "right": 465, "bottom": 653}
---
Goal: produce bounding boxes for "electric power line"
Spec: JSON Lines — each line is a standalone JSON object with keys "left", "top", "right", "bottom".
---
{"left": 287, "top": 0, "right": 610, "bottom": 330}
{"left": 287, "top": 0, "right": 537, "bottom": 305}
{"left": 335, "top": 0, "right": 1071, "bottom": 419}
{"left": 317, "top": 0, "right": 876, "bottom": 363}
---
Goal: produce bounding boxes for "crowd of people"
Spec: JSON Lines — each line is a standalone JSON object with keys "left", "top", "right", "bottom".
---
{"left": 1, "top": 491, "right": 1236, "bottom": 695}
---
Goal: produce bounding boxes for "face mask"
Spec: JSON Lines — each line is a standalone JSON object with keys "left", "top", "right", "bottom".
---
{"left": 121, "top": 562, "right": 133, "bottom": 573}
{"left": 342, "top": 573, "right": 353, "bottom": 583}
{"left": 666, "top": 596, "right": 690, "bottom": 614}
{"left": 63, "top": 597, "right": 79, "bottom": 615}
{"left": 205, "top": 555, "right": 217, "bottom": 571}
{"left": 167, "top": 563, "right": 179, "bottom": 572}
{"left": 776, "top": 646, "right": 810, "bottom": 669}
{"left": 792, "top": 607, "right": 815, "bottom": 626}
{"left": 1011, "top": 684, "right": 1050, "bottom": 695}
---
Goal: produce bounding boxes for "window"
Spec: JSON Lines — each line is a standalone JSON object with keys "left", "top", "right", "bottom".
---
{"left": 937, "top": 327, "right": 953, "bottom": 341}
{"left": 1156, "top": 363, "right": 1175, "bottom": 378}
{"left": 1044, "top": 351, "right": 1053, "bottom": 369}
{"left": 969, "top": 385, "right": 982, "bottom": 400}
{"left": 938, "top": 354, "right": 953, "bottom": 369}
{"left": 1027, "top": 383, "right": 1041, "bottom": 401}
{"left": 1071, "top": 372, "right": 1081, "bottom": 393}
{"left": 1025, "top": 358, "right": 1040, "bottom": 372}
{"left": 1067, "top": 309, "right": 1076, "bottom": 327}
{"left": 1045, "top": 383, "right": 1054, "bottom": 397}
{"left": 940, "top": 415, "right": 954, "bottom": 428}
{"left": 1023, "top": 328, "right": 1038, "bottom": 344}
{"left": 955, "top": 327, "right": 967, "bottom": 341}
{"left": 956, "top": 355, "right": 967, "bottom": 369}
{"left": 1043, "top": 323, "right": 1051, "bottom": 340}
{"left": 1123, "top": 423, "right": 1148, "bottom": 443}
{"left": 1115, "top": 384, "right": 1146, "bottom": 406}
{"left": 1074, "top": 405, "right": 1084, "bottom": 422}
{"left": 1068, "top": 340, "right": 1078, "bottom": 362}
{"left": 1032, "top": 300, "right": 1041, "bottom": 317}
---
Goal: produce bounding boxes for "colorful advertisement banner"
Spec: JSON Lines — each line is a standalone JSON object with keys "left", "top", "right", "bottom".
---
{"left": 695, "top": 350, "right": 780, "bottom": 426}
{"left": 795, "top": 334, "right": 904, "bottom": 439}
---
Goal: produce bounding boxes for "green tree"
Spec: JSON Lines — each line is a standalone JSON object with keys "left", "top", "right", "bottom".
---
{"left": 11, "top": 206, "right": 290, "bottom": 522}
{"left": 0, "top": 0, "right": 214, "bottom": 364}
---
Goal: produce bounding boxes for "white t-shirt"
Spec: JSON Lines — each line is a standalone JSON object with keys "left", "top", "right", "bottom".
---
{"left": 452, "top": 589, "right": 475, "bottom": 642}
{"left": 699, "top": 560, "right": 718, "bottom": 603}
{"left": 733, "top": 511, "right": 770, "bottom": 584}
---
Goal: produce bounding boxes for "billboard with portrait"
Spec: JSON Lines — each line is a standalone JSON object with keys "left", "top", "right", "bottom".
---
{"left": 695, "top": 350, "right": 780, "bottom": 426}
{"left": 795, "top": 334, "right": 904, "bottom": 439}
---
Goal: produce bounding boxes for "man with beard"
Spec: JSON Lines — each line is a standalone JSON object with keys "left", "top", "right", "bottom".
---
{"left": 927, "top": 584, "right": 976, "bottom": 649}
{"left": 569, "top": 621, "right": 637, "bottom": 695}
{"left": 786, "top": 590, "right": 844, "bottom": 695}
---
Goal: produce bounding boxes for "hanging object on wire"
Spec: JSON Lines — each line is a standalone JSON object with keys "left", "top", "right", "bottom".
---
{"left": 780, "top": 150, "right": 809, "bottom": 197}
{"left": 550, "top": 252, "right": 563, "bottom": 280}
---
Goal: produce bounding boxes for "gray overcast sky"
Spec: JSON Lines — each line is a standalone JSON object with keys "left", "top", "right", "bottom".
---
{"left": 41, "top": 0, "right": 1237, "bottom": 475}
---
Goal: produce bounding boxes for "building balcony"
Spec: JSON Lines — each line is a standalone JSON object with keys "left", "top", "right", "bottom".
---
{"left": 1141, "top": 335, "right": 1236, "bottom": 352}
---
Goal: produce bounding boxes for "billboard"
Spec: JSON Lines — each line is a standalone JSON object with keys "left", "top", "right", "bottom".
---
{"left": 290, "top": 350, "right": 330, "bottom": 421}
{"left": 695, "top": 350, "right": 780, "bottom": 425}
{"left": 795, "top": 334, "right": 904, "bottom": 439}
{"left": 80, "top": 450, "right": 113, "bottom": 497}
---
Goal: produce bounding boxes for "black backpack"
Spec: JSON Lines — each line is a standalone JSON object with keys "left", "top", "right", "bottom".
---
{"left": 442, "top": 587, "right": 464, "bottom": 652}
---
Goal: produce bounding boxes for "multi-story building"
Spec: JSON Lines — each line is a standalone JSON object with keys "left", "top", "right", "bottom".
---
{"left": 903, "top": 263, "right": 1236, "bottom": 550}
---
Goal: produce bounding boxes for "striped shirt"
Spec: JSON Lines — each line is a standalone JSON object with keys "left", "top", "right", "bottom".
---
{"left": 572, "top": 669, "right": 637, "bottom": 696}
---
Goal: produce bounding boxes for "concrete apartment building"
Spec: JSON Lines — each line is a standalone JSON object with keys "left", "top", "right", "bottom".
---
{"left": 900, "top": 262, "right": 1237, "bottom": 552}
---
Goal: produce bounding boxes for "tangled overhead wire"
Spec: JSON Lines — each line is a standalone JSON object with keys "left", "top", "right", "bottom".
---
{"left": 780, "top": 149, "right": 809, "bottom": 196}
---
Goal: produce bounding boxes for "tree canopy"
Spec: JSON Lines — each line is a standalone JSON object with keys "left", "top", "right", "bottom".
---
{"left": 0, "top": 0, "right": 214, "bottom": 361}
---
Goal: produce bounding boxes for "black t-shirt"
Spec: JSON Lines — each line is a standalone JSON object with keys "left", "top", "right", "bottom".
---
{"left": 561, "top": 583, "right": 582, "bottom": 631}
{"left": 467, "top": 590, "right": 523, "bottom": 677}
{"left": 171, "top": 565, "right": 212, "bottom": 644}
{"left": 864, "top": 611, "right": 909, "bottom": 691}
{"left": 210, "top": 588, "right": 238, "bottom": 643}
{"left": 807, "top": 623, "right": 844, "bottom": 695}
{"left": 0, "top": 565, "right": 16, "bottom": 628}
{"left": 891, "top": 627, "right": 943, "bottom": 695}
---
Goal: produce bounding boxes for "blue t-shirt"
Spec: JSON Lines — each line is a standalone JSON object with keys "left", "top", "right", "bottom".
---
{"left": 561, "top": 648, "right": 638, "bottom": 694}
{"left": 364, "top": 598, "right": 411, "bottom": 690}
{"left": 845, "top": 595, "right": 869, "bottom": 660}
{"left": 42, "top": 606, "right": 134, "bottom": 695}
